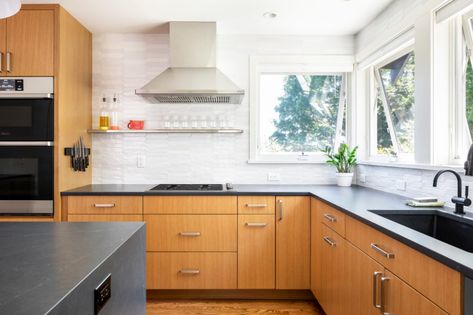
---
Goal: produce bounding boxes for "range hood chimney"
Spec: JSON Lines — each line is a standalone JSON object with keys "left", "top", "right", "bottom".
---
{"left": 135, "top": 22, "right": 245, "bottom": 104}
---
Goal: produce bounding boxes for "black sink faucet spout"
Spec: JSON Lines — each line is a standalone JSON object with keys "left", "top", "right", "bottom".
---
{"left": 433, "top": 170, "right": 471, "bottom": 215}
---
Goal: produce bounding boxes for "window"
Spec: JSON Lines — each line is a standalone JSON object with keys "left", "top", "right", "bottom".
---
{"left": 249, "top": 56, "right": 353, "bottom": 163}
{"left": 371, "top": 50, "right": 415, "bottom": 160}
{"left": 260, "top": 74, "right": 346, "bottom": 154}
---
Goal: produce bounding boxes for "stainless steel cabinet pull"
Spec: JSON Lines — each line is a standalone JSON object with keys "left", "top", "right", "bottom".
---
{"left": 93, "top": 203, "right": 116, "bottom": 208}
{"left": 278, "top": 199, "right": 283, "bottom": 221}
{"left": 380, "top": 276, "right": 390, "bottom": 314}
{"left": 323, "top": 213, "right": 337, "bottom": 222}
{"left": 6, "top": 52, "right": 11, "bottom": 72}
{"left": 372, "top": 271, "right": 382, "bottom": 309}
{"left": 323, "top": 236, "right": 336, "bottom": 247}
{"left": 371, "top": 243, "right": 395, "bottom": 259}
{"left": 245, "top": 222, "right": 267, "bottom": 227}
{"left": 179, "top": 232, "right": 201, "bottom": 237}
{"left": 179, "top": 269, "right": 200, "bottom": 275}
{"left": 0, "top": 52, "right": 3, "bottom": 72}
{"left": 245, "top": 203, "right": 267, "bottom": 208}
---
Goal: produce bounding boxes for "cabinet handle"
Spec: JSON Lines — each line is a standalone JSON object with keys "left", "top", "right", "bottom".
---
{"left": 245, "top": 203, "right": 267, "bottom": 208}
{"left": 380, "top": 276, "right": 390, "bottom": 314}
{"left": 0, "top": 52, "right": 3, "bottom": 72}
{"left": 371, "top": 243, "right": 395, "bottom": 259}
{"left": 179, "top": 232, "right": 201, "bottom": 237}
{"left": 277, "top": 199, "right": 283, "bottom": 221}
{"left": 93, "top": 203, "right": 116, "bottom": 208}
{"left": 372, "top": 271, "right": 382, "bottom": 309}
{"left": 323, "top": 236, "right": 336, "bottom": 247}
{"left": 179, "top": 269, "right": 200, "bottom": 275}
{"left": 6, "top": 52, "right": 11, "bottom": 72}
{"left": 245, "top": 222, "right": 267, "bottom": 227}
{"left": 323, "top": 213, "right": 337, "bottom": 222}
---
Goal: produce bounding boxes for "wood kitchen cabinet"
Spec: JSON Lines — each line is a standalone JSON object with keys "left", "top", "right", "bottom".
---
{"left": 238, "top": 214, "right": 275, "bottom": 289}
{"left": 275, "top": 196, "right": 310, "bottom": 289}
{"left": 345, "top": 242, "right": 384, "bottom": 315}
{"left": 0, "top": 7, "right": 55, "bottom": 76}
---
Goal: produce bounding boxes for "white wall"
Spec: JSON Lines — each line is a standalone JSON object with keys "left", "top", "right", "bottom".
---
{"left": 91, "top": 34, "right": 354, "bottom": 184}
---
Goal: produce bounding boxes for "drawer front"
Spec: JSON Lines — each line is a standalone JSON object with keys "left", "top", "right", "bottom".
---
{"left": 346, "top": 216, "right": 461, "bottom": 315}
{"left": 68, "top": 214, "right": 143, "bottom": 222}
{"left": 147, "top": 252, "right": 237, "bottom": 289}
{"left": 144, "top": 196, "right": 237, "bottom": 214}
{"left": 145, "top": 215, "right": 237, "bottom": 252}
{"left": 65, "top": 196, "right": 143, "bottom": 214}
{"left": 316, "top": 200, "right": 346, "bottom": 236}
{"left": 238, "top": 196, "right": 275, "bottom": 214}
{"left": 238, "top": 215, "right": 275, "bottom": 289}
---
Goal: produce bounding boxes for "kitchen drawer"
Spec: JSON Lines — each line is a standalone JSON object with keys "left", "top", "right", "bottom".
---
{"left": 65, "top": 196, "right": 143, "bottom": 214}
{"left": 238, "top": 196, "right": 275, "bottom": 214}
{"left": 68, "top": 214, "right": 143, "bottom": 222}
{"left": 316, "top": 199, "right": 346, "bottom": 237}
{"left": 147, "top": 252, "right": 237, "bottom": 289}
{"left": 238, "top": 215, "right": 275, "bottom": 289}
{"left": 346, "top": 216, "right": 461, "bottom": 315}
{"left": 144, "top": 196, "right": 237, "bottom": 214}
{"left": 145, "top": 214, "right": 237, "bottom": 252}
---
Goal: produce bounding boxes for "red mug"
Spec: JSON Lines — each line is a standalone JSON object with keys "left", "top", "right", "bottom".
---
{"left": 127, "top": 120, "right": 145, "bottom": 130}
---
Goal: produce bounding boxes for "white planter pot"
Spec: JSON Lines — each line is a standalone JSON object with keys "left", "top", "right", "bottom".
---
{"left": 336, "top": 172, "right": 354, "bottom": 187}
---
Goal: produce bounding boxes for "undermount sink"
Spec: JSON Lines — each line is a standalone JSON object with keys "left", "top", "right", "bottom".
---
{"left": 369, "top": 209, "right": 473, "bottom": 253}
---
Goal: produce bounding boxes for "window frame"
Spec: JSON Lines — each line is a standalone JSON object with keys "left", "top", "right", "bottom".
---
{"left": 248, "top": 55, "right": 354, "bottom": 164}
{"left": 368, "top": 46, "right": 416, "bottom": 162}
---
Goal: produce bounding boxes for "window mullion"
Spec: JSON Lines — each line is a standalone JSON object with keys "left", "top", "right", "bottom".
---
{"left": 374, "top": 69, "right": 401, "bottom": 154}
{"left": 334, "top": 74, "right": 347, "bottom": 150}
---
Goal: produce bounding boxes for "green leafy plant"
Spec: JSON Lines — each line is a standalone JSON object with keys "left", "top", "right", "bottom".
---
{"left": 324, "top": 143, "right": 358, "bottom": 173}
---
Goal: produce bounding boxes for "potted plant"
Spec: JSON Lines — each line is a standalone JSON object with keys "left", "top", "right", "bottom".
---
{"left": 324, "top": 143, "right": 358, "bottom": 187}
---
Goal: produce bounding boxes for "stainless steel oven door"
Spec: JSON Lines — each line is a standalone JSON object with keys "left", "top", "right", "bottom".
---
{"left": 0, "top": 142, "right": 53, "bottom": 215}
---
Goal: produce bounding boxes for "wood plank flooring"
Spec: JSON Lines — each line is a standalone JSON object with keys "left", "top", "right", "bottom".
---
{"left": 147, "top": 299, "right": 325, "bottom": 315}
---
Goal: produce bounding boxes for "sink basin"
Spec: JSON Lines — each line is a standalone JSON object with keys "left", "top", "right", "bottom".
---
{"left": 369, "top": 210, "right": 473, "bottom": 253}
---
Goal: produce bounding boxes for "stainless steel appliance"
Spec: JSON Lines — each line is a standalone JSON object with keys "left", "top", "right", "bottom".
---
{"left": 0, "top": 77, "right": 54, "bottom": 215}
{"left": 150, "top": 184, "right": 223, "bottom": 191}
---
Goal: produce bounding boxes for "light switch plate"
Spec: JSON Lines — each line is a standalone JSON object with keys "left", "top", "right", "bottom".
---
{"left": 359, "top": 173, "right": 366, "bottom": 183}
{"left": 136, "top": 154, "right": 146, "bottom": 168}
{"left": 396, "top": 179, "right": 406, "bottom": 191}
{"left": 267, "top": 172, "right": 281, "bottom": 181}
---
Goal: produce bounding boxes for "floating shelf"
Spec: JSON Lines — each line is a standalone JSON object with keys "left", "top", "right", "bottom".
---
{"left": 87, "top": 128, "right": 244, "bottom": 134}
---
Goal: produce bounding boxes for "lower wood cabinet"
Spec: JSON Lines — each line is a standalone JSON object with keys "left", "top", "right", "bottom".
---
{"left": 276, "top": 196, "right": 310, "bottom": 289}
{"left": 318, "top": 224, "right": 346, "bottom": 315}
{"left": 238, "top": 214, "right": 275, "bottom": 289}
{"left": 147, "top": 252, "right": 237, "bottom": 289}
{"left": 383, "top": 270, "right": 448, "bottom": 315}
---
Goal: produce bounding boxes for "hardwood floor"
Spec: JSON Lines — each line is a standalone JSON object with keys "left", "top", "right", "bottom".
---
{"left": 147, "top": 299, "right": 325, "bottom": 315}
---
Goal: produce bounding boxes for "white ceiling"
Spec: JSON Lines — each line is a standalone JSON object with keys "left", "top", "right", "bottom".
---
{"left": 22, "top": 0, "right": 393, "bottom": 35}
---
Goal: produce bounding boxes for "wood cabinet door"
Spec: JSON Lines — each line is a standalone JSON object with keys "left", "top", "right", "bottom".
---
{"left": 345, "top": 242, "right": 384, "bottom": 315}
{"left": 310, "top": 198, "right": 322, "bottom": 296}
{"left": 6, "top": 9, "right": 55, "bottom": 76}
{"left": 318, "top": 224, "right": 346, "bottom": 315}
{"left": 383, "top": 270, "right": 448, "bottom": 315}
{"left": 275, "top": 196, "right": 310, "bottom": 289}
{"left": 0, "top": 19, "right": 6, "bottom": 75}
{"left": 238, "top": 214, "right": 275, "bottom": 289}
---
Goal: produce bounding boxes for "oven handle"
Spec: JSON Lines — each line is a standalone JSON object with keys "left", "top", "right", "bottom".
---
{"left": 0, "top": 141, "right": 54, "bottom": 146}
{"left": 0, "top": 93, "right": 54, "bottom": 99}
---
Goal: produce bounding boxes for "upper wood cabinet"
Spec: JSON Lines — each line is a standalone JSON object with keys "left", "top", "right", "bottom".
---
{"left": 275, "top": 196, "right": 310, "bottom": 289}
{"left": 0, "top": 7, "right": 55, "bottom": 76}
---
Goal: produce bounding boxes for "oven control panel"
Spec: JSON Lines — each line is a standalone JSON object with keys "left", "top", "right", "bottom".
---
{"left": 0, "top": 79, "right": 23, "bottom": 91}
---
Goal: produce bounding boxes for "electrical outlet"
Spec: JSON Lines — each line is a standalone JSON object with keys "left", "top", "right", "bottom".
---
{"left": 359, "top": 173, "right": 366, "bottom": 183}
{"left": 396, "top": 179, "right": 407, "bottom": 191}
{"left": 267, "top": 172, "right": 281, "bottom": 182}
{"left": 136, "top": 154, "right": 146, "bottom": 168}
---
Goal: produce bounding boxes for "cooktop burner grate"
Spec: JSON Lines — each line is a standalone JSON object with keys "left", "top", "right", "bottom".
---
{"left": 149, "top": 184, "right": 223, "bottom": 191}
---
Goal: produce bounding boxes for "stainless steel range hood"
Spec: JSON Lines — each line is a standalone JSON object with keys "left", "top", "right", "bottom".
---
{"left": 136, "top": 22, "right": 244, "bottom": 104}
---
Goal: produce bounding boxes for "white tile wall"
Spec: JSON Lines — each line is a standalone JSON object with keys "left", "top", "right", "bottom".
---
{"left": 92, "top": 33, "right": 354, "bottom": 184}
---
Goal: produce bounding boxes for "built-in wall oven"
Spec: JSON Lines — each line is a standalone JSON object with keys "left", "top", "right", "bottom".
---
{"left": 0, "top": 77, "right": 54, "bottom": 215}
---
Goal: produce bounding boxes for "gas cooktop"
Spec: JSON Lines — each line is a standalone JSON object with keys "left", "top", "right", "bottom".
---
{"left": 149, "top": 184, "right": 224, "bottom": 191}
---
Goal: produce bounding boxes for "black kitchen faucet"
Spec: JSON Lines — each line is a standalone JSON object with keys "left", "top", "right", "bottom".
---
{"left": 433, "top": 170, "right": 471, "bottom": 215}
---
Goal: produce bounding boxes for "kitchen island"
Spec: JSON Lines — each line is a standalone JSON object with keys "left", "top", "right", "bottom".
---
{"left": 0, "top": 222, "right": 146, "bottom": 315}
